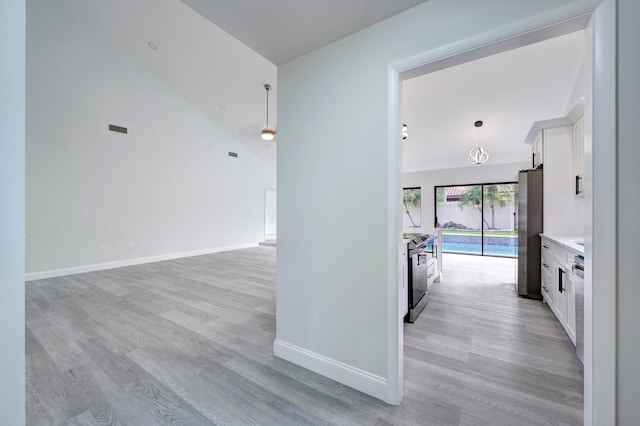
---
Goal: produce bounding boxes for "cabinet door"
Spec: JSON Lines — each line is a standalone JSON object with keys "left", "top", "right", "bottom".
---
{"left": 541, "top": 254, "right": 554, "bottom": 306}
{"left": 532, "top": 132, "right": 543, "bottom": 168}
{"left": 573, "top": 115, "right": 585, "bottom": 196}
{"left": 555, "top": 263, "right": 568, "bottom": 327}
{"left": 566, "top": 272, "right": 577, "bottom": 345}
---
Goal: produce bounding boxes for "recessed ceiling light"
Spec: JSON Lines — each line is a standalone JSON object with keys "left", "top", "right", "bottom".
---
{"left": 148, "top": 41, "right": 158, "bottom": 50}
{"left": 218, "top": 103, "right": 226, "bottom": 110}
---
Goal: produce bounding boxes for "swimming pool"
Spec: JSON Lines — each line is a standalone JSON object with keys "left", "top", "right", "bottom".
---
{"left": 442, "top": 233, "right": 517, "bottom": 257}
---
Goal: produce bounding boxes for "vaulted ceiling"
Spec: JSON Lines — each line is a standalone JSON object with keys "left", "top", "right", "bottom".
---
{"left": 179, "top": 0, "right": 430, "bottom": 65}
{"left": 58, "top": 0, "right": 279, "bottom": 165}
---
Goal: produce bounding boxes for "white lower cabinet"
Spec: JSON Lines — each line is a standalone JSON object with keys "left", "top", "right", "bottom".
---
{"left": 541, "top": 236, "right": 578, "bottom": 346}
{"left": 566, "top": 271, "right": 577, "bottom": 344}
{"left": 541, "top": 256, "right": 554, "bottom": 305}
{"left": 555, "top": 261, "right": 568, "bottom": 329}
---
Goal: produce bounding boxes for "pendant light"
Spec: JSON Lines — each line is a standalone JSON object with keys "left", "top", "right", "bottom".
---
{"left": 468, "top": 120, "right": 489, "bottom": 165}
{"left": 260, "top": 84, "right": 276, "bottom": 141}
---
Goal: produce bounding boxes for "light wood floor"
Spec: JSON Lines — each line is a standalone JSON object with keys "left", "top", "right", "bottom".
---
{"left": 26, "top": 248, "right": 583, "bottom": 425}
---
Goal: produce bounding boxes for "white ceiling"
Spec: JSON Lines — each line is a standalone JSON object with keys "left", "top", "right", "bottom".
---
{"left": 402, "top": 30, "right": 587, "bottom": 173}
{"left": 179, "top": 0, "right": 430, "bottom": 65}
{"left": 58, "top": 0, "right": 278, "bottom": 165}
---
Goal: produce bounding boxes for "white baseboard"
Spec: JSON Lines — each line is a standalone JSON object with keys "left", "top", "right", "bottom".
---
{"left": 25, "top": 242, "right": 259, "bottom": 281}
{"left": 273, "top": 338, "right": 389, "bottom": 402}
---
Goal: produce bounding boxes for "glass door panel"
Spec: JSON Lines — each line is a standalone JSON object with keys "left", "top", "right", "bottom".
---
{"left": 482, "top": 184, "right": 518, "bottom": 257}
{"left": 436, "top": 182, "right": 518, "bottom": 258}
{"left": 435, "top": 185, "right": 483, "bottom": 255}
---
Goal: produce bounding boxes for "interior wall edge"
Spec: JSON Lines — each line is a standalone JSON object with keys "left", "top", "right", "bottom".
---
{"left": 0, "top": 0, "right": 26, "bottom": 424}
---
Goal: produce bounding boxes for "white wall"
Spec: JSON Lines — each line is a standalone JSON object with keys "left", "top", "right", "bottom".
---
{"left": 26, "top": 0, "right": 276, "bottom": 276}
{"left": 276, "top": 0, "right": 594, "bottom": 403}
{"left": 616, "top": 0, "right": 640, "bottom": 421}
{"left": 0, "top": 0, "right": 26, "bottom": 423}
{"left": 403, "top": 162, "right": 528, "bottom": 234}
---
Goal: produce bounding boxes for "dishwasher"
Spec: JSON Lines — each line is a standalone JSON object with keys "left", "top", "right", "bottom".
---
{"left": 573, "top": 254, "right": 584, "bottom": 364}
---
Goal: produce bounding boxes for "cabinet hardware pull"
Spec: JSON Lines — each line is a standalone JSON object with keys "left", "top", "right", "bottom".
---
{"left": 558, "top": 268, "right": 564, "bottom": 293}
{"left": 576, "top": 175, "right": 582, "bottom": 195}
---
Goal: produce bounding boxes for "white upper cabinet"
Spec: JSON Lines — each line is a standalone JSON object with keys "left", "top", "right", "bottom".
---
{"left": 532, "top": 131, "right": 543, "bottom": 169}
{"left": 526, "top": 114, "right": 584, "bottom": 235}
{"left": 540, "top": 125, "right": 577, "bottom": 234}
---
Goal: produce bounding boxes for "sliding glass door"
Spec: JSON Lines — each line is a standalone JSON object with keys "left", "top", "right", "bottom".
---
{"left": 434, "top": 185, "right": 483, "bottom": 254}
{"left": 435, "top": 183, "right": 518, "bottom": 257}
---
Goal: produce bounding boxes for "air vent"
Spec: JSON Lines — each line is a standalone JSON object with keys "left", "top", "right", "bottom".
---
{"left": 108, "top": 124, "right": 128, "bottom": 134}
{"left": 228, "top": 152, "right": 238, "bottom": 158}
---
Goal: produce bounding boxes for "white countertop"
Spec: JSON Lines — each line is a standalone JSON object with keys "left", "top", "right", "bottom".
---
{"left": 539, "top": 234, "right": 585, "bottom": 255}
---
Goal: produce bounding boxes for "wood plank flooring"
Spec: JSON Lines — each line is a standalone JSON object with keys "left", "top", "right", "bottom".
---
{"left": 26, "top": 248, "right": 583, "bottom": 425}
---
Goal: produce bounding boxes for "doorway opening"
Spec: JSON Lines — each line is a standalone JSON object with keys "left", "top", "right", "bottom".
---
{"left": 390, "top": 13, "right": 597, "bottom": 416}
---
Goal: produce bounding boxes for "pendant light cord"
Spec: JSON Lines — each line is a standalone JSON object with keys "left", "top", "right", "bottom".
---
{"left": 265, "top": 84, "right": 271, "bottom": 127}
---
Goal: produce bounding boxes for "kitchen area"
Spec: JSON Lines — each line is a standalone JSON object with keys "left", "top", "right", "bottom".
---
{"left": 397, "top": 21, "right": 590, "bottom": 426}
{"left": 517, "top": 98, "right": 587, "bottom": 365}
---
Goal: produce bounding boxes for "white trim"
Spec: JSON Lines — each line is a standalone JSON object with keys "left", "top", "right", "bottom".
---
{"left": 386, "top": 64, "right": 403, "bottom": 405}
{"left": 273, "top": 339, "right": 389, "bottom": 402}
{"left": 25, "top": 242, "right": 259, "bottom": 281}
{"left": 590, "top": 0, "right": 617, "bottom": 423}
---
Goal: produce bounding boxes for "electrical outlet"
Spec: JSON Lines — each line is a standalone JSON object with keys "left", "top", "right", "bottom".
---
{"left": 100, "top": 246, "right": 107, "bottom": 253}
{"left": 224, "top": 235, "right": 228, "bottom": 241}
{"left": 128, "top": 242, "right": 135, "bottom": 250}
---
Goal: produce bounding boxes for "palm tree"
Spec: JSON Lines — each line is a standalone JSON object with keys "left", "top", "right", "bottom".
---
{"left": 403, "top": 188, "right": 421, "bottom": 227}
{"left": 458, "top": 185, "right": 489, "bottom": 229}
{"left": 459, "top": 185, "right": 514, "bottom": 229}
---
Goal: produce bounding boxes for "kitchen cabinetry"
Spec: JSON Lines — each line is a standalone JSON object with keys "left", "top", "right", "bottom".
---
{"left": 566, "top": 269, "right": 577, "bottom": 340}
{"left": 532, "top": 131, "right": 543, "bottom": 169}
{"left": 540, "top": 246, "right": 554, "bottom": 306}
{"left": 534, "top": 125, "right": 582, "bottom": 235}
{"left": 541, "top": 235, "right": 580, "bottom": 345}
{"left": 572, "top": 115, "right": 585, "bottom": 196}
{"left": 555, "top": 261, "right": 569, "bottom": 331}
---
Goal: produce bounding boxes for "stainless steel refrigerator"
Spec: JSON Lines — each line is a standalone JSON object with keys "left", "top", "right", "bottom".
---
{"left": 517, "top": 168, "right": 543, "bottom": 299}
